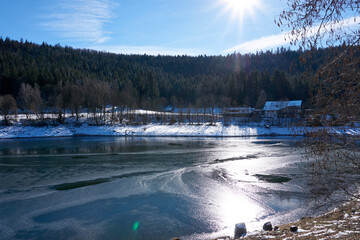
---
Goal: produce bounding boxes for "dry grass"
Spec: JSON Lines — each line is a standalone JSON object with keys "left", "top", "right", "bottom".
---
{"left": 242, "top": 199, "right": 360, "bottom": 240}
{"left": 209, "top": 199, "right": 360, "bottom": 240}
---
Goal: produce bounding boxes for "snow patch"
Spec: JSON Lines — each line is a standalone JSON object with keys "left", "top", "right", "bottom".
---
{"left": 0, "top": 123, "right": 297, "bottom": 139}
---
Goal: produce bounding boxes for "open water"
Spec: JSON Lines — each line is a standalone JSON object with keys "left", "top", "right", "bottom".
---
{"left": 0, "top": 137, "right": 313, "bottom": 239}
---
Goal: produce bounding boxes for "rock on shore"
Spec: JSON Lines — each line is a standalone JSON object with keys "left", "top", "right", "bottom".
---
{"left": 243, "top": 198, "right": 360, "bottom": 240}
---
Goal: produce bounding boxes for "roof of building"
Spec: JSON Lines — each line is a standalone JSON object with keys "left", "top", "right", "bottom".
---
{"left": 263, "top": 100, "right": 302, "bottom": 111}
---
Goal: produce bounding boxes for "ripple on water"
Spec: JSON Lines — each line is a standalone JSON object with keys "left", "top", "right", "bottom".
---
{"left": 52, "top": 171, "right": 161, "bottom": 191}
{"left": 254, "top": 174, "right": 292, "bottom": 183}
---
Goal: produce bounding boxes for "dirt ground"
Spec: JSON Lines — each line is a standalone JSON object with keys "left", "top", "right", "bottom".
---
{"left": 209, "top": 198, "right": 360, "bottom": 240}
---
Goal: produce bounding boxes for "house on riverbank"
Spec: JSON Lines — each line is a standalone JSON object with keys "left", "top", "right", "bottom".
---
{"left": 263, "top": 100, "right": 302, "bottom": 120}
{"left": 222, "top": 101, "right": 303, "bottom": 124}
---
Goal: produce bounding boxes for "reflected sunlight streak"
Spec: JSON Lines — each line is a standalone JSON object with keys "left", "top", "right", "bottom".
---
{"left": 218, "top": 192, "right": 263, "bottom": 231}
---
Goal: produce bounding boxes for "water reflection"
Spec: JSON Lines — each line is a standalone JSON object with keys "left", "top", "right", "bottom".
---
{"left": 0, "top": 137, "right": 310, "bottom": 240}
{"left": 217, "top": 192, "right": 263, "bottom": 233}
{"left": 194, "top": 138, "right": 306, "bottom": 237}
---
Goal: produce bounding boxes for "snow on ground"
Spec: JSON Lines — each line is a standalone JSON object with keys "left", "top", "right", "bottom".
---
{"left": 1, "top": 113, "right": 359, "bottom": 139}
{"left": 0, "top": 122, "right": 295, "bottom": 139}
{"left": 240, "top": 198, "right": 360, "bottom": 240}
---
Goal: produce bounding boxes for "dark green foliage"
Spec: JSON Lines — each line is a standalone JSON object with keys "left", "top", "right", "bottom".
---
{"left": 0, "top": 94, "right": 17, "bottom": 125}
{"left": 0, "top": 37, "right": 341, "bottom": 110}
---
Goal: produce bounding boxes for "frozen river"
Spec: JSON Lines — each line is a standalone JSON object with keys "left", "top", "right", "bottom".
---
{"left": 0, "top": 136, "right": 313, "bottom": 239}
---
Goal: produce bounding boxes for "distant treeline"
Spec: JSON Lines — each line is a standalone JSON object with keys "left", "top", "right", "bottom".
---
{"left": 0, "top": 37, "right": 349, "bottom": 115}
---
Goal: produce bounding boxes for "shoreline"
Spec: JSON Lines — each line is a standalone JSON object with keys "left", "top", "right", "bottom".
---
{"left": 0, "top": 122, "right": 300, "bottom": 139}
{"left": 243, "top": 197, "right": 360, "bottom": 240}
{"left": 1, "top": 113, "right": 359, "bottom": 139}
{"left": 205, "top": 197, "right": 360, "bottom": 240}
{"left": 0, "top": 133, "right": 297, "bottom": 140}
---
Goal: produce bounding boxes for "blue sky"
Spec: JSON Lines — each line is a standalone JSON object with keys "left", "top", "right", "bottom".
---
{"left": 0, "top": 0, "right": 355, "bottom": 56}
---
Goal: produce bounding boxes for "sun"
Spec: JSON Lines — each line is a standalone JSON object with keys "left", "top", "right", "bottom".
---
{"left": 218, "top": 0, "right": 262, "bottom": 26}
{"left": 224, "top": 0, "right": 258, "bottom": 14}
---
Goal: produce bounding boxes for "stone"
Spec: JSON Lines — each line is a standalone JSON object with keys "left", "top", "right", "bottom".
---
{"left": 274, "top": 226, "right": 279, "bottom": 231}
{"left": 234, "top": 222, "right": 247, "bottom": 238}
{"left": 290, "top": 225, "right": 298, "bottom": 232}
{"left": 262, "top": 222, "right": 273, "bottom": 231}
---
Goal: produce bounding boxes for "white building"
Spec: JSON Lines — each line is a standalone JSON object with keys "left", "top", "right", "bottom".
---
{"left": 263, "top": 100, "right": 302, "bottom": 119}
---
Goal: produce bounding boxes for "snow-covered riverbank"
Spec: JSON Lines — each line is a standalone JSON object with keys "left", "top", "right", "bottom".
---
{"left": 0, "top": 122, "right": 298, "bottom": 139}
{"left": 1, "top": 112, "right": 359, "bottom": 138}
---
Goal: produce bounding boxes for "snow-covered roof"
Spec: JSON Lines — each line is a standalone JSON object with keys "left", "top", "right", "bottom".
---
{"left": 263, "top": 100, "right": 302, "bottom": 111}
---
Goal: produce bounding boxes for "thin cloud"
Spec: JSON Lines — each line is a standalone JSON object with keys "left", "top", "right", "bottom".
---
{"left": 41, "top": 0, "right": 116, "bottom": 43}
{"left": 90, "top": 45, "right": 204, "bottom": 56}
{"left": 224, "top": 32, "right": 289, "bottom": 54}
{"left": 224, "top": 16, "right": 360, "bottom": 54}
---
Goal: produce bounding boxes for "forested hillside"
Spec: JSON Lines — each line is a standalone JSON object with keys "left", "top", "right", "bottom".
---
{"left": 0, "top": 37, "right": 346, "bottom": 114}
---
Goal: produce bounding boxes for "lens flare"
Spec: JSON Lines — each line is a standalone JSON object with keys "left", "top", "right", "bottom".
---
{"left": 132, "top": 221, "right": 139, "bottom": 231}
